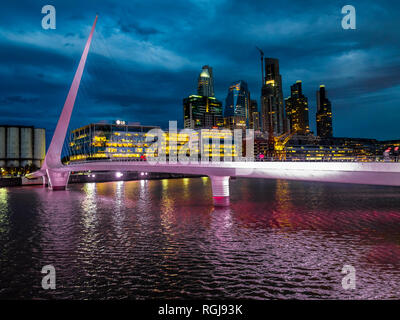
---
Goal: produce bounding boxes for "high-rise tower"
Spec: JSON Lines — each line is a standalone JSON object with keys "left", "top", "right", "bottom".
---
{"left": 316, "top": 85, "right": 333, "bottom": 138}
{"left": 197, "top": 65, "right": 215, "bottom": 97}
{"left": 224, "top": 80, "right": 250, "bottom": 130}
{"left": 285, "top": 80, "right": 310, "bottom": 135}
{"left": 183, "top": 65, "right": 223, "bottom": 129}
{"left": 183, "top": 95, "right": 223, "bottom": 129}
{"left": 261, "top": 58, "right": 285, "bottom": 135}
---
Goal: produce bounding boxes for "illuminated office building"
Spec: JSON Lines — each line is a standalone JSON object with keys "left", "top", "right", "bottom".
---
{"left": 224, "top": 80, "right": 250, "bottom": 131}
{"left": 254, "top": 135, "right": 364, "bottom": 161}
{"left": 69, "top": 121, "right": 236, "bottom": 162}
{"left": 198, "top": 129, "right": 238, "bottom": 159}
{"left": 285, "top": 81, "right": 310, "bottom": 135}
{"left": 197, "top": 65, "right": 215, "bottom": 97}
{"left": 183, "top": 95, "right": 224, "bottom": 129}
{"left": 183, "top": 65, "right": 223, "bottom": 129}
{"left": 146, "top": 129, "right": 237, "bottom": 160}
{"left": 284, "top": 145, "right": 354, "bottom": 161}
{"left": 68, "top": 121, "right": 159, "bottom": 162}
{"left": 316, "top": 85, "right": 333, "bottom": 138}
{"left": 261, "top": 58, "right": 285, "bottom": 135}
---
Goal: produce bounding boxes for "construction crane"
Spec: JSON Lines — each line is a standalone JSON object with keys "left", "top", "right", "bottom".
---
{"left": 273, "top": 131, "right": 296, "bottom": 160}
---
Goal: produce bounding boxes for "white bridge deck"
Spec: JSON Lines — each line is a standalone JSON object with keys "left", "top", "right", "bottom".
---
{"left": 61, "top": 160, "right": 400, "bottom": 187}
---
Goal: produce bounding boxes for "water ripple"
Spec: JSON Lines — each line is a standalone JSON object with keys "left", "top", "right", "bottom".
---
{"left": 0, "top": 178, "right": 400, "bottom": 299}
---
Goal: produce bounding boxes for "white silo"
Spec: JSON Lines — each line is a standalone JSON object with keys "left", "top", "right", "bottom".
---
{"left": 0, "top": 126, "right": 5, "bottom": 167}
{"left": 20, "top": 127, "right": 33, "bottom": 167}
{"left": 33, "top": 128, "right": 46, "bottom": 168}
{"left": 6, "top": 127, "right": 20, "bottom": 167}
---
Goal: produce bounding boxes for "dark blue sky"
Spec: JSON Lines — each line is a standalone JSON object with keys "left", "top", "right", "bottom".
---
{"left": 0, "top": 0, "right": 400, "bottom": 141}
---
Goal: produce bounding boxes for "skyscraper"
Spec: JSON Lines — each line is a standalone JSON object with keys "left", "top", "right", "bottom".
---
{"left": 249, "top": 99, "right": 260, "bottom": 131}
{"left": 261, "top": 58, "right": 285, "bottom": 136}
{"left": 183, "top": 95, "right": 223, "bottom": 129}
{"left": 224, "top": 80, "right": 250, "bottom": 130}
{"left": 197, "top": 65, "right": 214, "bottom": 97}
{"left": 183, "top": 65, "right": 223, "bottom": 129}
{"left": 316, "top": 85, "right": 333, "bottom": 138}
{"left": 285, "top": 80, "right": 310, "bottom": 135}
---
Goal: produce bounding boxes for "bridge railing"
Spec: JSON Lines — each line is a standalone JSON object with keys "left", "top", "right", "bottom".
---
{"left": 65, "top": 155, "right": 400, "bottom": 165}
{"left": 253, "top": 156, "right": 398, "bottom": 162}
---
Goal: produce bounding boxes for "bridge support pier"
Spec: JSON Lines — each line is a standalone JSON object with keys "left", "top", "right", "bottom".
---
{"left": 210, "top": 176, "right": 230, "bottom": 207}
{"left": 42, "top": 175, "right": 48, "bottom": 187}
{"left": 46, "top": 169, "right": 70, "bottom": 190}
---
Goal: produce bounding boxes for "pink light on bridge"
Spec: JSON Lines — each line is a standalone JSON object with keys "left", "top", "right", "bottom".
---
{"left": 213, "top": 196, "right": 230, "bottom": 207}
{"left": 43, "top": 15, "right": 98, "bottom": 170}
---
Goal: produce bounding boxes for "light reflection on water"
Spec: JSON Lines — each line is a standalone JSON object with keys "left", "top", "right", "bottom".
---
{"left": 0, "top": 177, "right": 400, "bottom": 299}
{"left": 0, "top": 189, "right": 9, "bottom": 235}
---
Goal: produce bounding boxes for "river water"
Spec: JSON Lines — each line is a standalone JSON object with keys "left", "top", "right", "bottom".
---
{"left": 0, "top": 177, "right": 399, "bottom": 299}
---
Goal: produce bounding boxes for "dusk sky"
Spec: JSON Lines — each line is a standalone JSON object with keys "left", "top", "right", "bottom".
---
{"left": 1, "top": 0, "right": 400, "bottom": 143}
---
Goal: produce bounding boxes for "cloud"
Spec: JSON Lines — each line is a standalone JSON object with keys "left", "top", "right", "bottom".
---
{"left": 0, "top": 95, "right": 39, "bottom": 105}
{"left": 117, "top": 20, "right": 161, "bottom": 37}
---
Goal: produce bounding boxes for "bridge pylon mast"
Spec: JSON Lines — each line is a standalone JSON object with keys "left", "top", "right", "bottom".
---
{"left": 27, "top": 16, "right": 98, "bottom": 189}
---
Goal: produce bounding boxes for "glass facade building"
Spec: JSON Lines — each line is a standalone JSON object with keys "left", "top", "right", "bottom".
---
{"left": 69, "top": 121, "right": 237, "bottom": 162}
{"left": 68, "top": 122, "right": 159, "bottom": 162}
{"left": 183, "top": 95, "right": 224, "bottom": 129}
{"left": 261, "top": 58, "right": 285, "bottom": 135}
{"left": 285, "top": 81, "right": 310, "bottom": 135}
{"left": 224, "top": 80, "right": 250, "bottom": 131}
{"left": 316, "top": 85, "right": 333, "bottom": 138}
{"left": 197, "top": 65, "right": 214, "bottom": 97}
{"left": 183, "top": 65, "right": 223, "bottom": 130}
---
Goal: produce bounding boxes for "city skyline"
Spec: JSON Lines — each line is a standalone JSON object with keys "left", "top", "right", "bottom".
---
{"left": 0, "top": 0, "right": 400, "bottom": 141}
